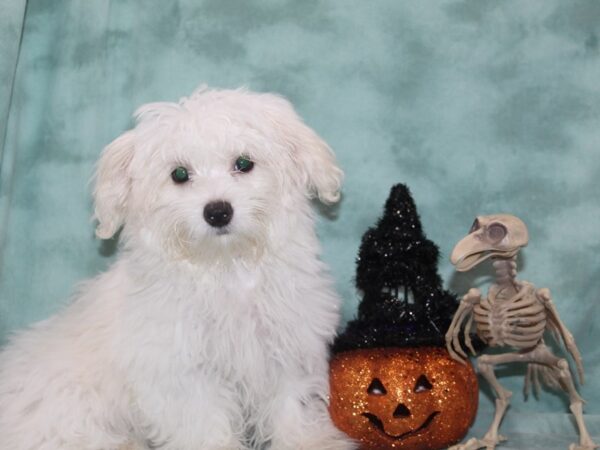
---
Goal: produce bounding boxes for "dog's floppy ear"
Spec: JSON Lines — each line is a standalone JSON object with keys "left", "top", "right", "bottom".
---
{"left": 293, "top": 123, "right": 343, "bottom": 204}
{"left": 93, "top": 130, "right": 135, "bottom": 239}
{"left": 269, "top": 95, "right": 343, "bottom": 204}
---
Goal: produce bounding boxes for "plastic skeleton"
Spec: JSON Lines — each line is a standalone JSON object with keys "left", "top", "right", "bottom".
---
{"left": 445, "top": 214, "right": 597, "bottom": 450}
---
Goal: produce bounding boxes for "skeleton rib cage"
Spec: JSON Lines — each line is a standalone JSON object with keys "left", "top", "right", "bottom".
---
{"left": 473, "top": 282, "right": 546, "bottom": 350}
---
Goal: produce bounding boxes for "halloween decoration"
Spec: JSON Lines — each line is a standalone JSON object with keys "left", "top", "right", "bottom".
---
{"left": 330, "top": 347, "right": 478, "bottom": 450}
{"left": 330, "top": 184, "right": 479, "bottom": 450}
{"left": 446, "top": 214, "right": 597, "bottom": 450}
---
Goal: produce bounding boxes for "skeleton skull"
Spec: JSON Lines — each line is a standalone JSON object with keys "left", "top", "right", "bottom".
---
{"left": 450, "top": 214, "right": 529, "bottom": 272}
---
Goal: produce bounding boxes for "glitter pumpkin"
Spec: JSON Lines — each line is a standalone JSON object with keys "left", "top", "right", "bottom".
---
{"left": 330, "top": 185, "right": 481, "bottom": 450}
{"left": 329, "top": 347, "right": 478, "bottom": 450}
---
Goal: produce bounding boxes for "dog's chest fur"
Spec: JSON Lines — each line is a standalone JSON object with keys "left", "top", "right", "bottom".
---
{"left": 114, "top": 251, "right": 336, "bottom": 393}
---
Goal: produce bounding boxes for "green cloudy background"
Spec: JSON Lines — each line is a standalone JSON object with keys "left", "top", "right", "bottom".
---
{"left": 1, "top": 0, "right": 599, "bottom": 447}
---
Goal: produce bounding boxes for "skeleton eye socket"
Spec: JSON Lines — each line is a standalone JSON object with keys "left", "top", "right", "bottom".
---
{"left": 469, "top": 219, "right": 480, "bottom": 233}
{"left": 367, "top": 378, "right": 387, "bottom": 396}
{"left": 487, "top": 223, "right": 507, "bottom": 242}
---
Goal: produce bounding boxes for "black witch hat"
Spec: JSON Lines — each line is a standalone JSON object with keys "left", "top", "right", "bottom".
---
{"left": 333, "top": 184, "right": 463, "bottom": 353}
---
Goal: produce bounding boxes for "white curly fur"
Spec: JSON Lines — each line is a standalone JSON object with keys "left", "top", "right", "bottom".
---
{"left": 0, "top": 87, "right": 356, "bottom": 450}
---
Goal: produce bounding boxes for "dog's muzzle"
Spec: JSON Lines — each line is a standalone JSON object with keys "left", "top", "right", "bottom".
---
{"left": 203, "top": 201, "right": 234, "bottom": 228}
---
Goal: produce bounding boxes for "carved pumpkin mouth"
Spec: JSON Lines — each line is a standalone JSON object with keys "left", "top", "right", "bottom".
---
{"left": 361, "top": 411, "right": 440, "bottom": 440}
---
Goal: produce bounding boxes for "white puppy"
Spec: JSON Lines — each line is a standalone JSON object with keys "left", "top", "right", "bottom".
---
{"left": 0, "top": 87, "right": 356, "bottom": 450}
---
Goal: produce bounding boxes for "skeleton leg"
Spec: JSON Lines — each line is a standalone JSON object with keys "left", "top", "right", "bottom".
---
{"left": 449, "top": 351, "right": 530, "bottom": 450}
{"left": 532, "top": 345, "right": 598, "bottom": 450}
{"left": 477, "top": 354, "right": 516, "bottom": 445}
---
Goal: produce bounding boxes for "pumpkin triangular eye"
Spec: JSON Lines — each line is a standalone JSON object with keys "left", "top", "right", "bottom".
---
{"left": 367, "top": 378, "right": 387, "bottom": 395}
{"left": 414, "top": 375, "right": 433, "bottom": 393}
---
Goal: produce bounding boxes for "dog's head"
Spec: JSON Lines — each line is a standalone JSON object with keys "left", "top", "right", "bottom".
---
{"left": 93, "top": 87, "right": 342, "bottom": 261}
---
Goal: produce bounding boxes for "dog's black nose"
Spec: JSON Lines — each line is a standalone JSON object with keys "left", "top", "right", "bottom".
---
{"left": 203, "top": 201, "right": 234, "bottom": 228}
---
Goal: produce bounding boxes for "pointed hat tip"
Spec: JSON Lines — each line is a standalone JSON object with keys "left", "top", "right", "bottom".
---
{"left": 383, "top": 183, "right": 421, "bottom": 225}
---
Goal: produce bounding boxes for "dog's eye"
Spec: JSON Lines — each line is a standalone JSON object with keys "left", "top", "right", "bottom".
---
{"left": 234, "top": 156, "right": 254, "bottom": 173}
{"left": 171, "top": 166, "right": 189, "bottom": 184}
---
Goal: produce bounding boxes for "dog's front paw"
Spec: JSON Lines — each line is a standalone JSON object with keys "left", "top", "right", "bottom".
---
{"left": 318, "top": 435, "right": 358, "bottom": 450}
{"left": 271, "top": 428, "right": 358, "bottom": 450}
{"left": 118, "top": 443, "right": 146, "bottom": 450}
{"left": 303, "top": 435, "right": 357, "bottom": 450}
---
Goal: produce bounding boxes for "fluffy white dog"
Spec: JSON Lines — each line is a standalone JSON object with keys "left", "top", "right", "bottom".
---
{"left": 0, "top": 87, "right": 356, "bottom": 450}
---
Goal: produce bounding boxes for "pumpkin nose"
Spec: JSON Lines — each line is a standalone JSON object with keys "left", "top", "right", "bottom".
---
{"left": 393, "top": 403, "right": 411, "bottom": 418}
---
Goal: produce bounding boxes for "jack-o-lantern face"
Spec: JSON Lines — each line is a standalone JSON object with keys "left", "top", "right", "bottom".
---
{"left": 329, "top": 347, "right": 478, "bottom": 450}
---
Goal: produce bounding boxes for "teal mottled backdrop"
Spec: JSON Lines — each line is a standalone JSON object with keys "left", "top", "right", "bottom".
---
{"left": 1, "top": 1, "right": 599, "bottom": 448}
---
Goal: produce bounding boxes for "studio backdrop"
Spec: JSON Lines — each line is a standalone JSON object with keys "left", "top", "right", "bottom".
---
{"left": 1, "top": 1, "right": 599, "bottom": 448}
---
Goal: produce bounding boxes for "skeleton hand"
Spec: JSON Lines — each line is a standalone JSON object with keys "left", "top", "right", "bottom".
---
{"left": 445, "top": 288, "right": 480, "bottom": 363}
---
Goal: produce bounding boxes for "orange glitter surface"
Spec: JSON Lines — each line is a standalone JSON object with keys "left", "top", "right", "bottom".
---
{"left": 329, "top": 347, "right": 478, "bottom": 450}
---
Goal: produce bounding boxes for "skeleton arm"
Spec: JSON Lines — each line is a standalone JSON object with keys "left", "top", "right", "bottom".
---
{"left": 445, "top": 288, "right": 481, "bottom": 363}
{"left": 537, "top": 287, "right": 585, "bottom": 384}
